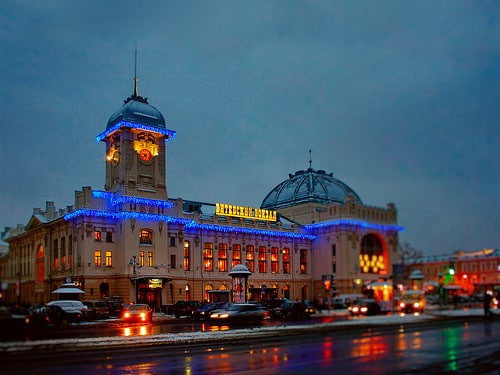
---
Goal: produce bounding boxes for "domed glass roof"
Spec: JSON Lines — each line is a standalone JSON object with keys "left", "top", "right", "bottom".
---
{"left": 261, "top": 168, "right": 362, "bottom": 209}
{"left": 106, "top": 95, "right": 166, "bottom": 130}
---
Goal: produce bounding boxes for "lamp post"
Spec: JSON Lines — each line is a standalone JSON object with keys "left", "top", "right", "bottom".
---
{"left": 129, "top": 255, "right": 139, "bottom": 303}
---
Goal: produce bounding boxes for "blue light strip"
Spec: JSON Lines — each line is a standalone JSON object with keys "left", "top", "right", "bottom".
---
{"left": 92, "top": 190, "right": 174, "bottom": 208}
{"left": 64, "top": 209, "right": 191, "bottom": 224}
{"left": 63, "top": 209, "right": 316, "bottom": 240}
{"left": 305, "top": 219, "right": 405, "bottom": 232}
{"left": 96, "top": 121, "right": 177, "bottom": 142}
{"left": 184, "top": 222, "right": 316, "bottom": 240}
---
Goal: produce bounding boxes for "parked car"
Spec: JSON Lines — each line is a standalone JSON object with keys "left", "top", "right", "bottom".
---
{"left": 83, "top": 300, "right": 110, "bottom": 320}
{"left": 47, "top": 300, "right": 87, "bottom": 322}
{"left": 209, "top": 303, "right": 266, "bottom": 324}
{"left": 192, "top": 302, "right": 228, "bottom": 320}
{"left": 122, "top": 304, "right": 153, "bottom": 323}
{"left": 30, "top": 304, "right": 75, "bottom": 328}
{"left": 172, "top": 300, "right": 202, "bottom": 318}
{"left": 348, "top": 299, "right": 381, "bottom": 316}
{"left": 270, "top": 300, "right": 314, "bottom": 320}
{"left": 398, "top": 291, "right": 426, "bottom": 314}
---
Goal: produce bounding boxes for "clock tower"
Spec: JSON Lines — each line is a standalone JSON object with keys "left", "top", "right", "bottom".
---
{"left": 97, "top": 77, "right": 176, "bottom": 201}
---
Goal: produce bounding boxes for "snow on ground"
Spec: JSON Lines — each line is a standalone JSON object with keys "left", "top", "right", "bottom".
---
{"left": 0, "top": 307, "right": 497, "bottom": 354}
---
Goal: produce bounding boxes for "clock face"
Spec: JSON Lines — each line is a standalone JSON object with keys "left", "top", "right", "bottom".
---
{"left": 111, "top": 151, "right": 120, "bottom": 167}
{"left": 139, "top": 148, "right": 153, "bottom": 162}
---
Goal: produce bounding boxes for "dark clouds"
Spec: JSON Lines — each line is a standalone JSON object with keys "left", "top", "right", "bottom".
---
{"left": 1, "top": 1, "right": 498, "bottom": 255}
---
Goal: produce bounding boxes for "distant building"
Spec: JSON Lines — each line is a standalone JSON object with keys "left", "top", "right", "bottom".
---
{"left": 1, "top": 78, "right": 403, "bottom": 310}
{"left": 401, "top": 248, "right": 500, "bottom": 296}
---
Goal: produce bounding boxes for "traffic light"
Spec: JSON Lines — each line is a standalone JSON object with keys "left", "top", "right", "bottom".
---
{"left": 449, "top": 261, "right": 455, "bottom": 276}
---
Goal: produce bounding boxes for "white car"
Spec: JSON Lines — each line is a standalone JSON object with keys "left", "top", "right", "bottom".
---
{"left": 47, "top": 300, "right": 88, "bottom": 322}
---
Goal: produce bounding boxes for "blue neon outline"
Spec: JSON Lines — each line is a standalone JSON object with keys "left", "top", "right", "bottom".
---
{"left": 96, "top": 121, "right": 177, "bottom": 142}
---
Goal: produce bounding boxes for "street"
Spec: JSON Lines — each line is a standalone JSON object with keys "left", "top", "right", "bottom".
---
{"left": 1, "top": 310, "right": 499, "bottom": 374}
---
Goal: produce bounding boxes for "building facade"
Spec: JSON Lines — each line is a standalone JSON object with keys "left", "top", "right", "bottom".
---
{"left": 0, "top": 80, "right": 404, "bottom": 310}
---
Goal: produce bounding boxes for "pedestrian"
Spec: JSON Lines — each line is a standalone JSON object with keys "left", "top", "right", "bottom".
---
{"left": 483, "top": 291, "right": 492, "bottom": 318}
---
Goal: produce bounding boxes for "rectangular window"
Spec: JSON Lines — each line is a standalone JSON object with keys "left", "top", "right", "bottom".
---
{"left": 282, "top": 248, "right": 290, "bottom": 274}
{"left": 94, "top": 231, "right": 101, "bottom": 241}
{"left": 94, "top": 250, "right": 101, "bottom": 267}
{"left": 270, "top": 247, "right": 279, "bottom": 273}
{"left": 139, "top": 251, "right": 145, "bottom": 267}
{"left": 218, "top": 243, "right": 228, "bottom": 272}
{"left": 332, "top": 244, "right": 336, "bottom": 257}
{"left": 232, "top": 244, "right": 241, "bottom": 268}
{"left": 54, "top": 239, "right": 59, "bottom": 270}
{"left": 171, "top": 254, "right": 176, "bottom": 270}
{"left": 105, "top": 251, "right": 112, "bottom": 267}
{"left": 204, "top": 242, "right": 214, "bottom": 272}
{"left": 140, "top": 230, "right": 153, "bottom": 245}
{"left": 148, "top": 252, "right": 153, "bottom": 267}
{"left": 183, "top": 241, "right": 190, "bottom": 271}
{"left": 258, "top": 246, "right": 267, "bottom": 273}
{"left": 245, "top": 245, "right": 254, "bottom": 273}
{"left": 106, "top": 231, "right": 113, "bottom": 243}
{"left": 170, "top": 237, "right": 176, "bottom": 247}
{"left": 300, "top": 249, "right": 307, "bottom": 274}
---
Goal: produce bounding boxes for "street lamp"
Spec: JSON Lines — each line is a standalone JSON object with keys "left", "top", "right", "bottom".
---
{"left": 129, "top": 255, "right": 139, "bottom": 303}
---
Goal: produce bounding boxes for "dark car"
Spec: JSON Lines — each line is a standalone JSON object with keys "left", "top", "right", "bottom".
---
{"left": 83, "top": 300, "right": 110, "bottom": 320}
{"left": 30, "top": 304, "right": 74, "bottom": 327}
{"left": 192, "top": 302, "right": 228, "bottom": 320}
{"left": 348, "top": 299, "right": 381, "bottom": 316}
{"left": 270, "top": 301, "right": 313, "bottom": 320}
{"left": 172, "top": 300, "right": 202, "bottom": 318}
{"left": 122, "top": 304, "right": 153, "bottom": 323}
{"left": 209, "top": 303, "right": 266, "bottom": 325}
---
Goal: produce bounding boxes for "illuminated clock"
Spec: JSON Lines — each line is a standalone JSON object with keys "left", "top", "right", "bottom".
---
{"left": 139, "top": 148, "right": 152, "bottom": 162}
{"left": 111, "top": 151, "right": 120, "bottom": 167}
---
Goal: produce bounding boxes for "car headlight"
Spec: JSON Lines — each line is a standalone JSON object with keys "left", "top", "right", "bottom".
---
{"left": 360, "top": 307, "right": 368, "bottom": 313}
{"left": 124, "top": 312, "right": 130, "bottom": 318}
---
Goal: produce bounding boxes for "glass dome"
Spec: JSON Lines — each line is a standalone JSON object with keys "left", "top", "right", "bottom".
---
{"left": 261, "top": 168, "right": 362, "bottom": 209}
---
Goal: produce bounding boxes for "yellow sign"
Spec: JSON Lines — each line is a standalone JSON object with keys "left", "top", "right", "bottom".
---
{"left": 149, "top": 279, "right": 162, "bottom": 288}
{"left": 216, "top": 203, "right": 277, "bottom": 222}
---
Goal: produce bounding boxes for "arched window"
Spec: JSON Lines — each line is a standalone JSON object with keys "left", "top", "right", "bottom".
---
{"left": 36, "top": 244, "right": 44, "bottom": 283}
{"left": 359, "top": 234, "right": 386, "bottom": 274}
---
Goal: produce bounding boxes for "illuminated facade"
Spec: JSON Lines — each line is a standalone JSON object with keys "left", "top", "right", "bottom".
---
{"left": 1, "top": 80, "right": 404, "bottom": 310}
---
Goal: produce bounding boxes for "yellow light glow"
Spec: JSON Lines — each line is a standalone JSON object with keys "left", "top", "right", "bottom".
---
{"left": 216, "top": 203, "right": 277, "bottom": 222}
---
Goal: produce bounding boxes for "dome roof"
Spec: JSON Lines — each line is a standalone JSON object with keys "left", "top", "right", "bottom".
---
{"left": 261, "top": 168, "right": 362, "bottom": 209}
{"left": 106, "top": 95, "right": 166, "bottom": 130}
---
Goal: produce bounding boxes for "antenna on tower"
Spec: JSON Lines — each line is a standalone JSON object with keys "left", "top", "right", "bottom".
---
{"left": 133, "top": 42, "right": 139, "bottom": 97}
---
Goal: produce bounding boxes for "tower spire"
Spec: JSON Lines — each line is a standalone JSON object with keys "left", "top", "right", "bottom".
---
{"left": 134, "top": 43, "right": 139, "bottom": 97}
{"left": 308, "top": 149, "right": 312, "bottom": 169}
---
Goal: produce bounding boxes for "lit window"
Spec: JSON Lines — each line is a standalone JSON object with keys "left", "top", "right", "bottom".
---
{"left": 139, "top": 251, "right": 145, "bottom": 267}
{"left": 232, "top": 244, "right": 241, "bottom": 268}
{"left": 246, "top": 245, "right": 254, "bottom": 273}
{"left": 218, "top": 243, "right": 228, "bottom": 272}
{"left": 184, "top": 241, "right": 190, "bottom": 271}
{"left": 258, "top": 246, "right": 267, "bottom": 273}
{"left": 94, "top": 231, "right": 102, "bottom": 241}
{"left": 94, "top": 251, "right": 102, "bottom": 267}
{"left": 204, "top": 243, "right": 214, "bottom": 272}
{"left": 270, "top": 247, "right": 279, "bottom": 273}
{"left": 148, "top": 252, "right": 153, "bottom": 267}
{"left": 105, "top": 251, "right": 112, "bottom": 267}
{"left": 140, "top": 229, "right": 153, "bottom": 245}
{"left": 300, "top": 249, "right": 307, "bottom": 274}
{"left": 282, "top": 248, "right": 290, "bottom": 274}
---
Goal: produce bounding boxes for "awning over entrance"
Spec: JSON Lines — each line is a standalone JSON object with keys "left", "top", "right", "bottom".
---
{"left": 51, "top": 282, "right": 85, "bottom": 294}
